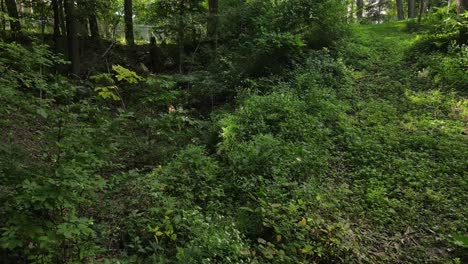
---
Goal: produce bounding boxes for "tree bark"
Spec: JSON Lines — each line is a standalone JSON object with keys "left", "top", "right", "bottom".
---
{"left": 5, "top": 0, "right": 20, "bottom": 32}
{"left": 396, "top": 0, "right": 405, "bottom": 19}
{"left": 52, "top": 0, "right": 61, "bottom": 52}
{"left": 1, "top": 0, "right": 6, "bottom": 31}
{"left": 457, "top": 0, "right": 468, "bottom": 14}
{"left": 149, "top": 36, "right": 162, "bottom": 72}
{"left": 207, "top": 0, "right": 218, "bottom": 45}
{"left": 58, "top": 0, "right": 67, "bottom": 37}
{"left": 76, "top": 0, "right": 89, "bottom": 37}
{"left": 408, "top": 0, "right": 416, "bottom": 18}
{"left": 124, "top": 0, "right": 134, "bottom": 45}
{"left": 178, "top": 0, "right": 185, "bottom": 73}
{"left": 88, "top": 0, "right": 99, "bottom": 40}
{"left": 418, "top": 0, "right": 424, "bottom": 22}
{"left": 356, "top": 0, "right": 364, "bottom": 19}
{"left": 64, "top": 0, "right": 80, "bottom": 75}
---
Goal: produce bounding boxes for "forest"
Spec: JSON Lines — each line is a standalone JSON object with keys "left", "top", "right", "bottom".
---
{"left": 0, "top": 0, "right": 467, "bottom": 263}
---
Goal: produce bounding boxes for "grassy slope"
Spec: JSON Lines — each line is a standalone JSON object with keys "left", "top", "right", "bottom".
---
{"left": 338, "top": 22, "right": 467, "bottom": 262}
{"left": 1, "top": 22, "right": 466, "bottom": 263}
{"left": 210, "top": 21, "right": 467, "bottom": 263}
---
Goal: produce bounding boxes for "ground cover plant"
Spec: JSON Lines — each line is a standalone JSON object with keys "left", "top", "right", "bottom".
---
{"left": 0, "top": 0, "right": 467, "bottom": 263}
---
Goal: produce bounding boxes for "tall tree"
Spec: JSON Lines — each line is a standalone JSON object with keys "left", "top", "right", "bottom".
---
{"left": 4, "top": 0, "right": 21, "bottom": 32}
{"left": 356, "top": 0, "right": 364, "bottom": 19}
{"left": 1, "top": 0, "right": 6, "bottom": 31}
{"left": 418, "top": 0, "right": 429, "bottom": 23}
{"left": 408, "top": 0, "right": 416, "bottom": 18}
{"left": 207, "top": 0, "right": 219, "bottom": 46}
{"left": 177, "top": 0, "right": 185, "bottom": 73}
{"left": 124, "top": 0, "right": 134, "bottom": 45}
{"left": 396, "top": 0, "right": 405, "bottom": 19}
{"left": 64, "top": 0, "right": 79, "bottom": 75}
{"left": 457, "top": 0, "right": 468, "bottom": 13}
{"left": 76, "top": 0, "right": 89, "bottom": 37}
{"left": 58, "top": 0, "right": 67, "bottom": 36}
{"left": 88, "top": 0, "right": 99, "bottom": 40}
{"left": 52, "top": 0, "right": 61, "bottom": 52}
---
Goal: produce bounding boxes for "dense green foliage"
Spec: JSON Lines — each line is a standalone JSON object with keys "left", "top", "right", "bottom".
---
{"left": 1, "top": 1, "right": 467, "bottom": 263}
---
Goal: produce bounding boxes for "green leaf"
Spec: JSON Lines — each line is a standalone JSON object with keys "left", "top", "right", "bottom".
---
{"left": 452, "top": 235, "right": 468, "bottom": 248}
{"left": 112, "top": 65, "right": 142, "bottom": 84}
{"left": 36, "top": 108, "right": 48, "bottom": 119}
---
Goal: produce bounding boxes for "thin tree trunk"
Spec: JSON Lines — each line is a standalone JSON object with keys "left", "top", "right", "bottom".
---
{"left": 5, "top": 0, "right": 21, "bottom": 32}
{"left": 88, "top": 0, "right": 99, "bottom": 40}
{"left": 178, "top": 0, "right": 185, "bottom": 73}
{"left": 1, "top": 0, "right": 6, "bottom": 31}
{"left": 58, "top": 0, "right": 66, "bottom": 36}
{"left": 124, "top": 0, "right": 134, "bottom": 45}
{"left": 396, "top": 0, "right": 405, "bottom": 19}
{"left": 41, "top": 8, "right": 47, "bottom": 43}
{"left": 408, "top": 0, "right": 416, "bottom": 18}
{"left": 64, "top": 0, "right": 79, "bottom": 76}
{"left": 457, "top": 0, "right": 468, "bottom": 14}
{"left": 76, "top": 0, "right": 89, "bottom": 37}
{"left": 207, "top": 0, "right": 219, "bottom": 47}
{"left": 418, "top": 0, "right": 424, "bottom": 22}
{"left": 149, "top": 36, "right": 162, "bottom": 72}
{"left": 52, "top": 0, "right": 61, "bottom": 52}
{"left": 357, "top": 0, "right": 364, "bottom": 19}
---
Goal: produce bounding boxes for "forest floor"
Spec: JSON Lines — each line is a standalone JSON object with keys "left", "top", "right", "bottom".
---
{"left": 1, "top": 21, "right": 466, "bottom": 263}
{"left": 332, "top": 22, "right": 468, "bottom": 261}
{"left": 347, "top": 22, "right": 418, "bottom": 99}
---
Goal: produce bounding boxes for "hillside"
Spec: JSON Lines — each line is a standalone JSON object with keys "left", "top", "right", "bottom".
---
{"left": 1, "top": 1, "right": 467, "bottom": 263}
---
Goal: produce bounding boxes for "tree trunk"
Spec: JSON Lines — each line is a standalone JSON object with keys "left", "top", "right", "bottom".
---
{"left": 178, "top": 0, "right": 185, "bottom": 73}
{"left": 88, "top": 0, "right": 99, "bottom": 40}
{"left": 207, "top": 0, "right": 219, "bottom": 45}
{"left": 356, "top": 0, "right": 364, "bottom": 19}
{"left": 58, "top": 0, "right": 67, "bottom": 37}
{"left": 76, "top": 0, "right": 89, "bottom": 37}
{"left": 124, "top": 0, "right": 134, "bottom": 45}
{"left": 457, "top": 0, "right": 468, "bottom": 14}
{"left": 408, "top": 0, "right": 416, "bottom": 18}
{"left": 5, "top": 0, "right": 21, "bottom": 32}
{"left": 418, "top": 0, "right": 424, "bottom": 22}
{"left": 149, "top": 36, "right": 162, "bottom": 72}
{"left": 52, "top": 0, "right": 61, "bottom": 52}
{"left": 1, "top": 0, "right": 6, "bottom": 31}
{"left": 396, "top": 0, "right": 405, "bottom": 19}
{"left": 64, "top": 0, "right": 79, "bottom": 75}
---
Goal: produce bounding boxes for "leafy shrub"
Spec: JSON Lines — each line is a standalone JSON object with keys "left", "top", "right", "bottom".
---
{"left": 150, "top": 146, "right": 223, "bottom": 207}
{"left": 216, "top": 0, "right": 348, "bottom": 78}
{"left": 93, "top": 146, "right": 245, "bottom": 263}
{"left": 175, "top": 211, "right": 251, "bottom": 264}
{"left": 211, "top": 53, "right": 370, "bottom": 262}
{"left": 407, "top": 8, "right": 468, "bottom": 53}
{"left": 0, "top": 111, "right": 108, "bottom": 263}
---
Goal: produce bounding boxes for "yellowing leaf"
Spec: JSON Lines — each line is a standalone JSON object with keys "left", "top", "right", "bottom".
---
{"left": 298, "top": 217, "right": 307, "bottom": 226}
{"left": 276, "top": 235, "right": 282, "bottom": 242}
